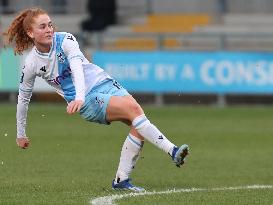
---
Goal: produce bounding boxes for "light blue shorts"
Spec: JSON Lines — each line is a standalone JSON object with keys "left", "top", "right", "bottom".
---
{"left": 80, "top": 78, "right": 130, "bottom": 124}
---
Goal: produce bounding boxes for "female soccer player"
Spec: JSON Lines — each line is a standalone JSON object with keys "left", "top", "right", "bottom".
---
{"left": 4, "top": 8, "right": 189, "bottom": 192}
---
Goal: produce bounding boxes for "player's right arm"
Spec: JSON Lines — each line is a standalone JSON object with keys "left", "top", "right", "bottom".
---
{"left": 16, "top": 60, "right": 36, "bottom": 149}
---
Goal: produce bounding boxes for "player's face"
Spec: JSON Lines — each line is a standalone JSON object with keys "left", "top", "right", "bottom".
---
{"left": 28, "top": 14, "right": 54, "bottom": 52}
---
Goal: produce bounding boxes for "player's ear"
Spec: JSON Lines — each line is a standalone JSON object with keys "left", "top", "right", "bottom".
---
{"left": 26, "top": 29, "right": 34, "bottom": 39}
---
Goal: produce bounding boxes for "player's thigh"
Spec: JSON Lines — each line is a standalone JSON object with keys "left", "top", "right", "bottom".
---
{"left": 106, "top": 95, "right": 144, "bottom": 122}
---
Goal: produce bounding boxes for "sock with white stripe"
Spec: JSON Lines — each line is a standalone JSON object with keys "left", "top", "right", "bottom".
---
{"left": 115, "top": 134, "right": 144, "bottom": 183}
{"left": 132, "top": 114, "right": 175, "bottom": 155}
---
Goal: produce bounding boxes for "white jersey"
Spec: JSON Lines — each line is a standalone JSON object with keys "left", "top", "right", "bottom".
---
{"left": 17, "top": 32, "right": 110, "bottom": 137}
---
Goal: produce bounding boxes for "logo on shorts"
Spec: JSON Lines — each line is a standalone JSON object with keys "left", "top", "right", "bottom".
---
{"left": 95, "top": 97, "right": 104, "bottom": 107}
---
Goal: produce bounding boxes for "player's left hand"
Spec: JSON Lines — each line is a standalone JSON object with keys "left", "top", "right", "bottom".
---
{"left": 67, "top": 100, "right": 84, "bottom": 114}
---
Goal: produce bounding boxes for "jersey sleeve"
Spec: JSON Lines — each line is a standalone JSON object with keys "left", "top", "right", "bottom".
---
{"left": 16, "top": 61, "right": 36, "bottom": 138}
{"left": 62, "top": 33, "right": 85, "bottom": 101}
{"left": 62, "top": 33, "right": 85, "bottom": 62}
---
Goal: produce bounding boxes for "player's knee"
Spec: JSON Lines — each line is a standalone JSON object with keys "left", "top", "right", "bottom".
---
{"left": 128, "top": 101, "right": 143, "bottom": 119}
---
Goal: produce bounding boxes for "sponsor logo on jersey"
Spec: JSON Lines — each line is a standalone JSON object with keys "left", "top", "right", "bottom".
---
{"left": 48, "top": 67, "right": 71, "bottom": 85}
{"left": 40, "top": 66, "right": 46, "bottom": 72}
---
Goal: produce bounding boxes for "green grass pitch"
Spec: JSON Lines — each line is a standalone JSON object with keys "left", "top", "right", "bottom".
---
{"left": 0, "top": 103, "right": 273, "bottom": 205}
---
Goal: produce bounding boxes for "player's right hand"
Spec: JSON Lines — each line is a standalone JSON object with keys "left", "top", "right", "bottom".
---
{"left": 16, "top": 137, "right": 30, "bottom": 149}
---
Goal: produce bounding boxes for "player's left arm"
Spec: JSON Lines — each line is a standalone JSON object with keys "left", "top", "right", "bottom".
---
{"left": 62, "top": 33, "right": 85, "bottom": 114}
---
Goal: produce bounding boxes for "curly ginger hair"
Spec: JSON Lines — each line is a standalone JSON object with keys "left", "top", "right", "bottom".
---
{"left": 3, "top": 8, "right": 53, "bottom": 55}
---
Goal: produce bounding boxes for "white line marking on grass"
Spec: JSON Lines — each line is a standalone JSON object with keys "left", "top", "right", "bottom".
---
{"left": 90, "top": 185, "right": 273, "bottom": 205}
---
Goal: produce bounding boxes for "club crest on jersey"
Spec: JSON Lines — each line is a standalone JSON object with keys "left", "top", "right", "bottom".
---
{"left": 48, "top": 67, "right": 71, "bottom": 85}
{"left": 57, "top": 52, "right": 65, "bottom": 63}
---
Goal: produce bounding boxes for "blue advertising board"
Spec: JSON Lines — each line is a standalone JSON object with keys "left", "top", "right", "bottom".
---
{"left": 0, "top": 48, "right": 20, "bottom": 91}
{"left": 93, "top": 51, "right": 273, "bottom": 94}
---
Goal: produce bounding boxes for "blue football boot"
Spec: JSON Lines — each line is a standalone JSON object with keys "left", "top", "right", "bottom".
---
{"left": 172, "top": 144, "right": 189, "bottom": 167}
{"left": 112, "top": 178, "right": 145, "bottom": 192}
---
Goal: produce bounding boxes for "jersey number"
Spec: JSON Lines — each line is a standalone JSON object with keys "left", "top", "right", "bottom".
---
{"left": 67, "top": 35, "right": 74, "bottom": 41}
{"left": 20, "top": 72, "right": 24, "bottom": 83}
{"left": 113, "top": 81, "right": 121, "bottom": 89}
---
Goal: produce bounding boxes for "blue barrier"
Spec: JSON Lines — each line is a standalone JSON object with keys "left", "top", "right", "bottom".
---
{"left": 93, "top": 51, "right": 273, "bottom": 94}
